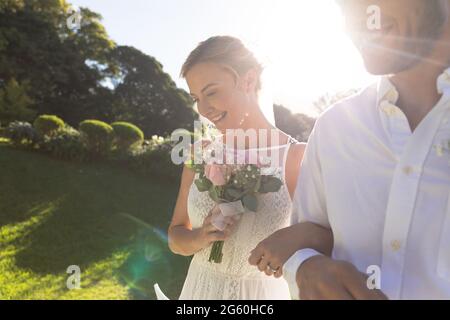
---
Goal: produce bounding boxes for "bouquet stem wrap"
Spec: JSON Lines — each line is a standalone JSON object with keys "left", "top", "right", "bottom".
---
{"left": 208, "top": 201, "right": 245, "bottom": 263}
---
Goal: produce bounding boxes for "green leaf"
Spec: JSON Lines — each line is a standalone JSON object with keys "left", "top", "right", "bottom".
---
{"left": 254, "top": 175, "right": 262, "bottom": 192}
{"left": 259, "top": 176, "right": 283, "bottom": 193}
{"left": 242, "top": 194, "right": 258, "bottom": 212}
{"left": 208, "top": 187, "right": 220, "bottom": 203}
{"left": 225, "top": 187, "right": 243, "bottom": 201}
{"left": 194, "top": 177, "right": 211, "bottom": 192}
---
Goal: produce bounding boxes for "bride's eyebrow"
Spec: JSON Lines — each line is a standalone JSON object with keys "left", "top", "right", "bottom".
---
{"left": 201, "top": 82, "right": 219, "bottom": 93}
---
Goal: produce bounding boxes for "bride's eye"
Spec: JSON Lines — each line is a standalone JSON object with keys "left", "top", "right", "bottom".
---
{"left": 206, "top": 91, "right": 217, "bottom": 97}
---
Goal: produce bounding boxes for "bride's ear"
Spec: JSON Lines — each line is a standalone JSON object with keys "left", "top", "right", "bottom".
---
{"left": 243, "top": 68, "right": 259, "bottom": 94}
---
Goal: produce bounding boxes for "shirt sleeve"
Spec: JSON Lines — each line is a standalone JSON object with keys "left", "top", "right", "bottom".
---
{"left": 283, "top": 119, "right": 330, "bottom": 299}
{"left": 283, "top": 249, "right": 323, "bottom": 300}
{"left": 290, "top": 119, "right": 329, "bottom": 227}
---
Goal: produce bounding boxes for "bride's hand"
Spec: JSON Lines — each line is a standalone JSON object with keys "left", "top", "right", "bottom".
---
{"left": 196, "top": 206, "right": 240, "bottom": 249}
{"left": 248, "top": 222, "right": 333, "bottom": 278}
{"left": 248, "top": 226, "right": 299, "bottom": 278}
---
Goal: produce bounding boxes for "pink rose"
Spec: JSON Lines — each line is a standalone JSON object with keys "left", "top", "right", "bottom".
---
{"left": 205, "top": 164, "right": 231, "bottom": 186}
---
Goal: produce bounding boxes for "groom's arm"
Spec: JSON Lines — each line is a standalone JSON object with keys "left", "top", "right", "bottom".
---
{"left": 283, "top": 119, "right": 387, "bottom": 300}
{"left": 282, "top": 122, "right": 332, "bottom": 298}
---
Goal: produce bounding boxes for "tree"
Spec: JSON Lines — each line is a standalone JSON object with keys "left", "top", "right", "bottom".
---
{"left": 110, "top": 46, "right": 196, "bottom": 137}
{"left": 274, "top": 104, "right": 315, "bottom": 142}
{"left": 0, "top": 1, "right": 196, "bottom": 136}
{"left": 0, "top": 0, "right": 117, "bottom": 125}
{"left": 0, "top": 78, "right": 35, "bottom": 125}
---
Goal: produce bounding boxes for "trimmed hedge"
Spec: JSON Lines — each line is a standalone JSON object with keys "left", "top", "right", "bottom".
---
{"left": 111, "top": 121, "right": 144, "bottom": 152}
{"left": 41, "top": 126, "right": 86, "bottom": 162}
{"left": 33, "top": 115, "right": 65, "bottom": 137}
{"left": 4, "top": 115, "right": 181, "bottom": 183}
{"left": 79, "top": 120, "right": 113, "bottom": 157}
{"left": 5, "top": 121, "right": 39, "bottom": 146}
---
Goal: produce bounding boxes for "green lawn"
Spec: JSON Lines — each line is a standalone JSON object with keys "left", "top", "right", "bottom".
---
{"left": 0, "top": 143, "right": 190, "bottom": 299}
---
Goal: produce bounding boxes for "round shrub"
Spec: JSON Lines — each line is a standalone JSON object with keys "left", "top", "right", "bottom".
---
{"left": 111, "top": 121, "right": 144, "bottom": 152}
{"left": 41, "top": 126, "right": 86, "bottom": 161}
{"left": 79, "top": 119, "right": 113, "bottom": 157}
{"left": 5, "top": 121, "right": 39, "bottom": 146}
{"left": 33, "top": 115, "right": 65, "bottom": 137}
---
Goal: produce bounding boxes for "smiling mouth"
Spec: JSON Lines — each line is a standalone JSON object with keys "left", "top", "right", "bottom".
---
{"left": 210, "top": 112, "right": 227, "bottom": 124}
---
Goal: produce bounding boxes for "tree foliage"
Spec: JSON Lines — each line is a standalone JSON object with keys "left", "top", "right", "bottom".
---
{"left": 274, "top": 104, "right": 315, "bottom": 142}
{"left": 0, "top": 78, "right": 35, "bottom": 125}
{"left": 0, "top": 0, "right": 196, "bottom": 136}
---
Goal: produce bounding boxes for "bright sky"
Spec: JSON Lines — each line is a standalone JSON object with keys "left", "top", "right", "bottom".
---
{"left": 70, "top": 0, "right": 376, "bottom": 115}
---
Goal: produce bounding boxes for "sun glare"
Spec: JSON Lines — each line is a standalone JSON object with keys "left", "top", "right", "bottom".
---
{"left": 239, "top": 0, "right": 375, "bottom": 113}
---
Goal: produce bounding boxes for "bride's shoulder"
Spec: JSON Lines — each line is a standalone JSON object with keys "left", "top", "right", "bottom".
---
{"left": 288, "top": 141, "right": 306, "bottom": 163}
{"left": 277, "top": 131, "right": 306, "bottom": 163}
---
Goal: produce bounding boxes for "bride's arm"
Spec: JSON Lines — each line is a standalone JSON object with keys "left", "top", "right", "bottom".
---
{"left": 249, "top": 222, "right": 333, "bottom": 276}
{"left": 168, "top": 166, "right": 235, "bottom": 256}
{"left": 168, "top": 166, "right": 205, "bottom": 256}
{"left": 248, "top": 140, "right": 333, "bottom": 276}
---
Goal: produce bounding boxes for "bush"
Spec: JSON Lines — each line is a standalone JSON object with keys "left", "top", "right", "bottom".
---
{"left": 79, "top": 120, "right": 113, "bottom": 157}
{"left": 41, "top": 126, "right": 86, "bottom": 161}
{"left": 128, "top": 140, "right": 181, "bottom": 182}
{"left": 33, "top": 115, "right": 65, "bottom": 137}
{"left": 111, "top": 121, "right": 144, "bottom": 152}
{"left": 5, "top": 121, "right": 39, "bottom": 146}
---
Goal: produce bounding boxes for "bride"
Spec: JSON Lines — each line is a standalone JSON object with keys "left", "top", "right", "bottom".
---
{"left": 168, "top": 35, "right": 331, "bottom": 300}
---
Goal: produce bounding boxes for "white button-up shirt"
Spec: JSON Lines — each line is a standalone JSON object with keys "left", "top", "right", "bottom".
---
{"left": 284, "top": 69, "right": 450, "bottom": 300}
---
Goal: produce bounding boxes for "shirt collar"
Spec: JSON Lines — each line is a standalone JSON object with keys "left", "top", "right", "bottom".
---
{"left": 436, "top": 67, "right": 450, "bottom": 96}
{"left": 376, "top": 66, "right": 450, "bottom": 108}
{"left": 376, "top": 76, "right": 398, "bottom": 108}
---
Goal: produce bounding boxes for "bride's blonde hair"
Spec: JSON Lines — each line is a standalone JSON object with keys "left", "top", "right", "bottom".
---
{"left": 180, "top": 35, "right": 264, "bottom": 92}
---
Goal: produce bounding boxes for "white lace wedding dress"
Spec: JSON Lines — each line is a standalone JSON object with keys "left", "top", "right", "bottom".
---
{"left": 178, "top": 137, "right": 297, "bottom": 300}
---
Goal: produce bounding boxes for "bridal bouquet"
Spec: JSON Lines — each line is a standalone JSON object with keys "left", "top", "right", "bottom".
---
{"left": 187, "top": 154, "right": 283, "bottom": 263}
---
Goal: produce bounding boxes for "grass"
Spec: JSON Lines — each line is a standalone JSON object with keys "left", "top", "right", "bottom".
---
{"left": 0, "top": 144, "right": 190, "bottom": 299}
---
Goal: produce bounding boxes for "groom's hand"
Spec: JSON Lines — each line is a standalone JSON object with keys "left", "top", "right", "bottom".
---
{"left": 297, "top": 255, "right": 388, "bottom": 300}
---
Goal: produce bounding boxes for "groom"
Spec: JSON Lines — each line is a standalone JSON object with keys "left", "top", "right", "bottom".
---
{"left": 250, "top": 0, "right": 450, "bottom": 299}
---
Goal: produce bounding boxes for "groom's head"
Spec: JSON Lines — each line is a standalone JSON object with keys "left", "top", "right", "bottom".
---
{"left": 337, "top": 0, "right": 450, "bottom": 75}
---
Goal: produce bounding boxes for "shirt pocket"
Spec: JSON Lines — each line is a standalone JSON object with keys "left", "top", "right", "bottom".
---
{"left": 437, "top": 194, "right": 450, "bottom": 281}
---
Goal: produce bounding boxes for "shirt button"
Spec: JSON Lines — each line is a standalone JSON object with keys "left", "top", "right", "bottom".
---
{"left": 391, "top": 240, "right": 402, "bottom": 252}
{"left": 403, "top": 166, "right": 414, "bottom": 175}
{"left": 384, "top": 105, "right": 398, "bottom": 116}
{"left": 386, "top": 89, "right": 398, "bottom": 103}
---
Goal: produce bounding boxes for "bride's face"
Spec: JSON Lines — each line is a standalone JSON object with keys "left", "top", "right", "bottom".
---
{"left": 186, "top": 62, "right": 257, "bottom": 131}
